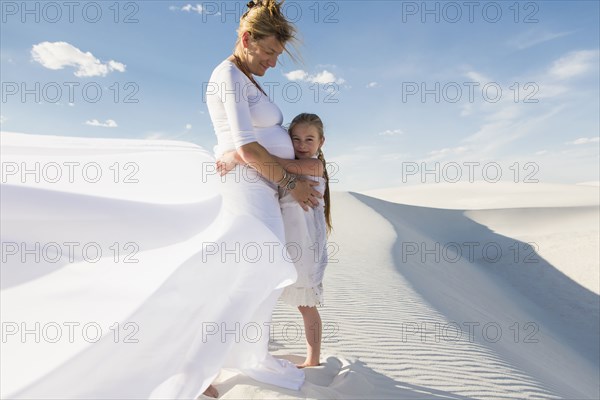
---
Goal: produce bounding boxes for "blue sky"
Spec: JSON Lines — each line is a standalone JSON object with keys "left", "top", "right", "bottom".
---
{"left": 1, "top": 0, "right": 599, "bottom": 190}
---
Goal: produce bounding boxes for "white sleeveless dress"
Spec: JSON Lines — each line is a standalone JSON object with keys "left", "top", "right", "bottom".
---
{"left": 0, "top": 59, "right": 304, "bottom": 399}
{"left": 279, "top": 174, "right": 328, "bottom": 307}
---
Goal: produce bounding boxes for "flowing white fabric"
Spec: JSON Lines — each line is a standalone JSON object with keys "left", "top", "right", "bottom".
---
{"left": 0, "top": 132, "right": 304, "bottom": 399}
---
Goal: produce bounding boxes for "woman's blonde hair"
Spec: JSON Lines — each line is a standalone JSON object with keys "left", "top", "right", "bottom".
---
{"left": 236, "top": 0, "right": 298, "bottom": 61}
{"left": 288, "top": 113, "right": 333, "bottom": 234}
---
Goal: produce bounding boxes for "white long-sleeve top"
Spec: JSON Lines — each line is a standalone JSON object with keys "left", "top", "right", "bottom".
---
{"left": 206, "top": 60, "right": 294, "bottom": 160}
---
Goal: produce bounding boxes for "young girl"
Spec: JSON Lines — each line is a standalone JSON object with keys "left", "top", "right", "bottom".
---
{"left": 278, "top": 113, "right": 332, "bottom": 368}
{"left": 217, "top": 113, "right": 332, "bottom": 368}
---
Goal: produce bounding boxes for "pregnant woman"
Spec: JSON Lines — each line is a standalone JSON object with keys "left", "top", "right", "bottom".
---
{"left": 203, "top": 0, "right": 322, "bottom": 396}
{"left": 0, "top": 1, "right": 319, "bottom": 399}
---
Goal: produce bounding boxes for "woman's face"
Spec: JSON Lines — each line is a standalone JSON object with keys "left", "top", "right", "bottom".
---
{"left": 244, "top": 34, "right": 284, "bottom": 76}
{"left": 290, "top": 123, "right": 324, "bottom": 159}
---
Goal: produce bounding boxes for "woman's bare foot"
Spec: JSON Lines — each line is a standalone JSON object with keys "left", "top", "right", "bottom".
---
{"left": 296, "top": 362, "right": 320, "bottom": 369}
{"left": 202, "top": 384, "right": 219, "bottom": 398}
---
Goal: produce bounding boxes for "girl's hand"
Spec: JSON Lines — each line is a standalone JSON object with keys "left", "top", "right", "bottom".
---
{"left": 216, "top": 151, "right": 241, "bottom": 176}
{"left": 289, "top": 178, "right": 322, "bottom": 211}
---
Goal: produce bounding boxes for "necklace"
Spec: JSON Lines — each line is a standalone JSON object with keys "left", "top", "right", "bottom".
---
{"left": 231, "top": 55, "right": 267, "bottom": 96}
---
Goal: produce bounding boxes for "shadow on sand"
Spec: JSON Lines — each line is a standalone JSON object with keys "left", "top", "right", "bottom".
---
{"left": 351, "top": 192, "right": 599, "bottom": 369}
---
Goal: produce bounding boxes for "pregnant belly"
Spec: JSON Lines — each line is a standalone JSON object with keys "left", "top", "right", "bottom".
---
{"left": 255, "top": 125, "right": 295, "bottom": 159}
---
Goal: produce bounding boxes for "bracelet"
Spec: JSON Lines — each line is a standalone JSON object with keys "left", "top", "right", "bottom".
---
{"left": 283, "top": 174, "right": 297, "bottom": 191}
{"left": 275, "top": 170, "right": 288, "bottom": 187}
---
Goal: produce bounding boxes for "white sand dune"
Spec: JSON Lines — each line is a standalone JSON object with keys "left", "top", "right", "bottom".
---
{"left": 364, "top": 182, "right": 599, "bottom": 210}
{"left": 2, "top": 132, "right": 598, "bottom": 399}
{"left": 261, "top": 188, "right": 599, "bottom": 399}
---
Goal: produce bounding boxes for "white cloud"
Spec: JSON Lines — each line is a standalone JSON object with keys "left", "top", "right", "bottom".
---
{"left": 183, "top": 4, "right": 203, "bottom": 13}
{"left": 0, "top": 115, "right": 5, "bottom": 124}
{"left": 366, "top": 82, "right": 378, "bottom": 88}
{"left": 380, "top": 152, "right": 410, "bottom": 161}
{"left": 566, "top": 137, "right": 600, "bottom": 145}
{"left": 484, "top": 103, "right": 522, "bottom": 122}
{"left": 419, "top": 146, "right": 470, "bottom": 163}
{"left": 509, "top": 29, "right": 573, "bottom": 50}
{"left": 428, "top": 146, "right": 469, "bottom": 157}
{"left": 312, "top": 70, "right": 345, "bottom": 85}
{"left": 454, "top": 48, "right": 597, "bottom": 158}
{"left": 548, "top": 50, "right": 598, "bottom": 80}
{"left": 31, "top": 41, "right": 126, "bottom": 77}
{"left": 464, "top": 70, "right": 491, "bottom": 83}
{"left": 284, "top": 69, "right": 345, "bottom": 85}
{"left": 107, "top": 60, "right": 126, "bottom": 73}
{"left": 185, "top": 124, "right": 192, "bottom": 130}
{"left": 462, "top": 105, "right": 565, "bottom": 156}
{"left": 460, "top": 103, "right": 473, "bottom": 117}
{"left": 535, "top": 83, "right": 568, "bottom": 99}
{"left": 535, "top": 150, "right": 548, "bottom": 156}
{"left": 378, "top": 129, "right": 403, "bottom": 136}
{"left": 285, "top": 70, "right": 308, "bottom": 81}
{"left": 173, "top": 4, "right": 219, "bottom": 14}
{"left": 85, "top": 119, "right": 118, "bottom": 128}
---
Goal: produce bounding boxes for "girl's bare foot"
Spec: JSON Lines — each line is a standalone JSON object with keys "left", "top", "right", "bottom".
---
{"left": 202, "top": 384, "right": 219, "bottom": 398}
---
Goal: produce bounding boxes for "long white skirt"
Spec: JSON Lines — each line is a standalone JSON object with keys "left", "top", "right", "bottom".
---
{"left": 0, "top": 132, "right": 304, "bottom": 399}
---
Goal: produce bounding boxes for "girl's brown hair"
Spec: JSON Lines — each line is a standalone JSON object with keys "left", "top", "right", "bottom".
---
{"left": 288, "top": 113, "right": 332, "bottom": 234}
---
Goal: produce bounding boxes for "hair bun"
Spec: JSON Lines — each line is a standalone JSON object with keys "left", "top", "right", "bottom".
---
{"left": 237, "top": 0, "right": 297, "bottom": 58}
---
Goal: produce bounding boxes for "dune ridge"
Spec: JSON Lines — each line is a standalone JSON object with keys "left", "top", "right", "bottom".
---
{"left": 250, "top": 189, "right": 599, "bottom": 399}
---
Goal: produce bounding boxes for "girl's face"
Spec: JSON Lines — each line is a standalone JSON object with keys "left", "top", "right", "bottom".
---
{"left": 290, "top": 123, "right": 324, "bottom": 159}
